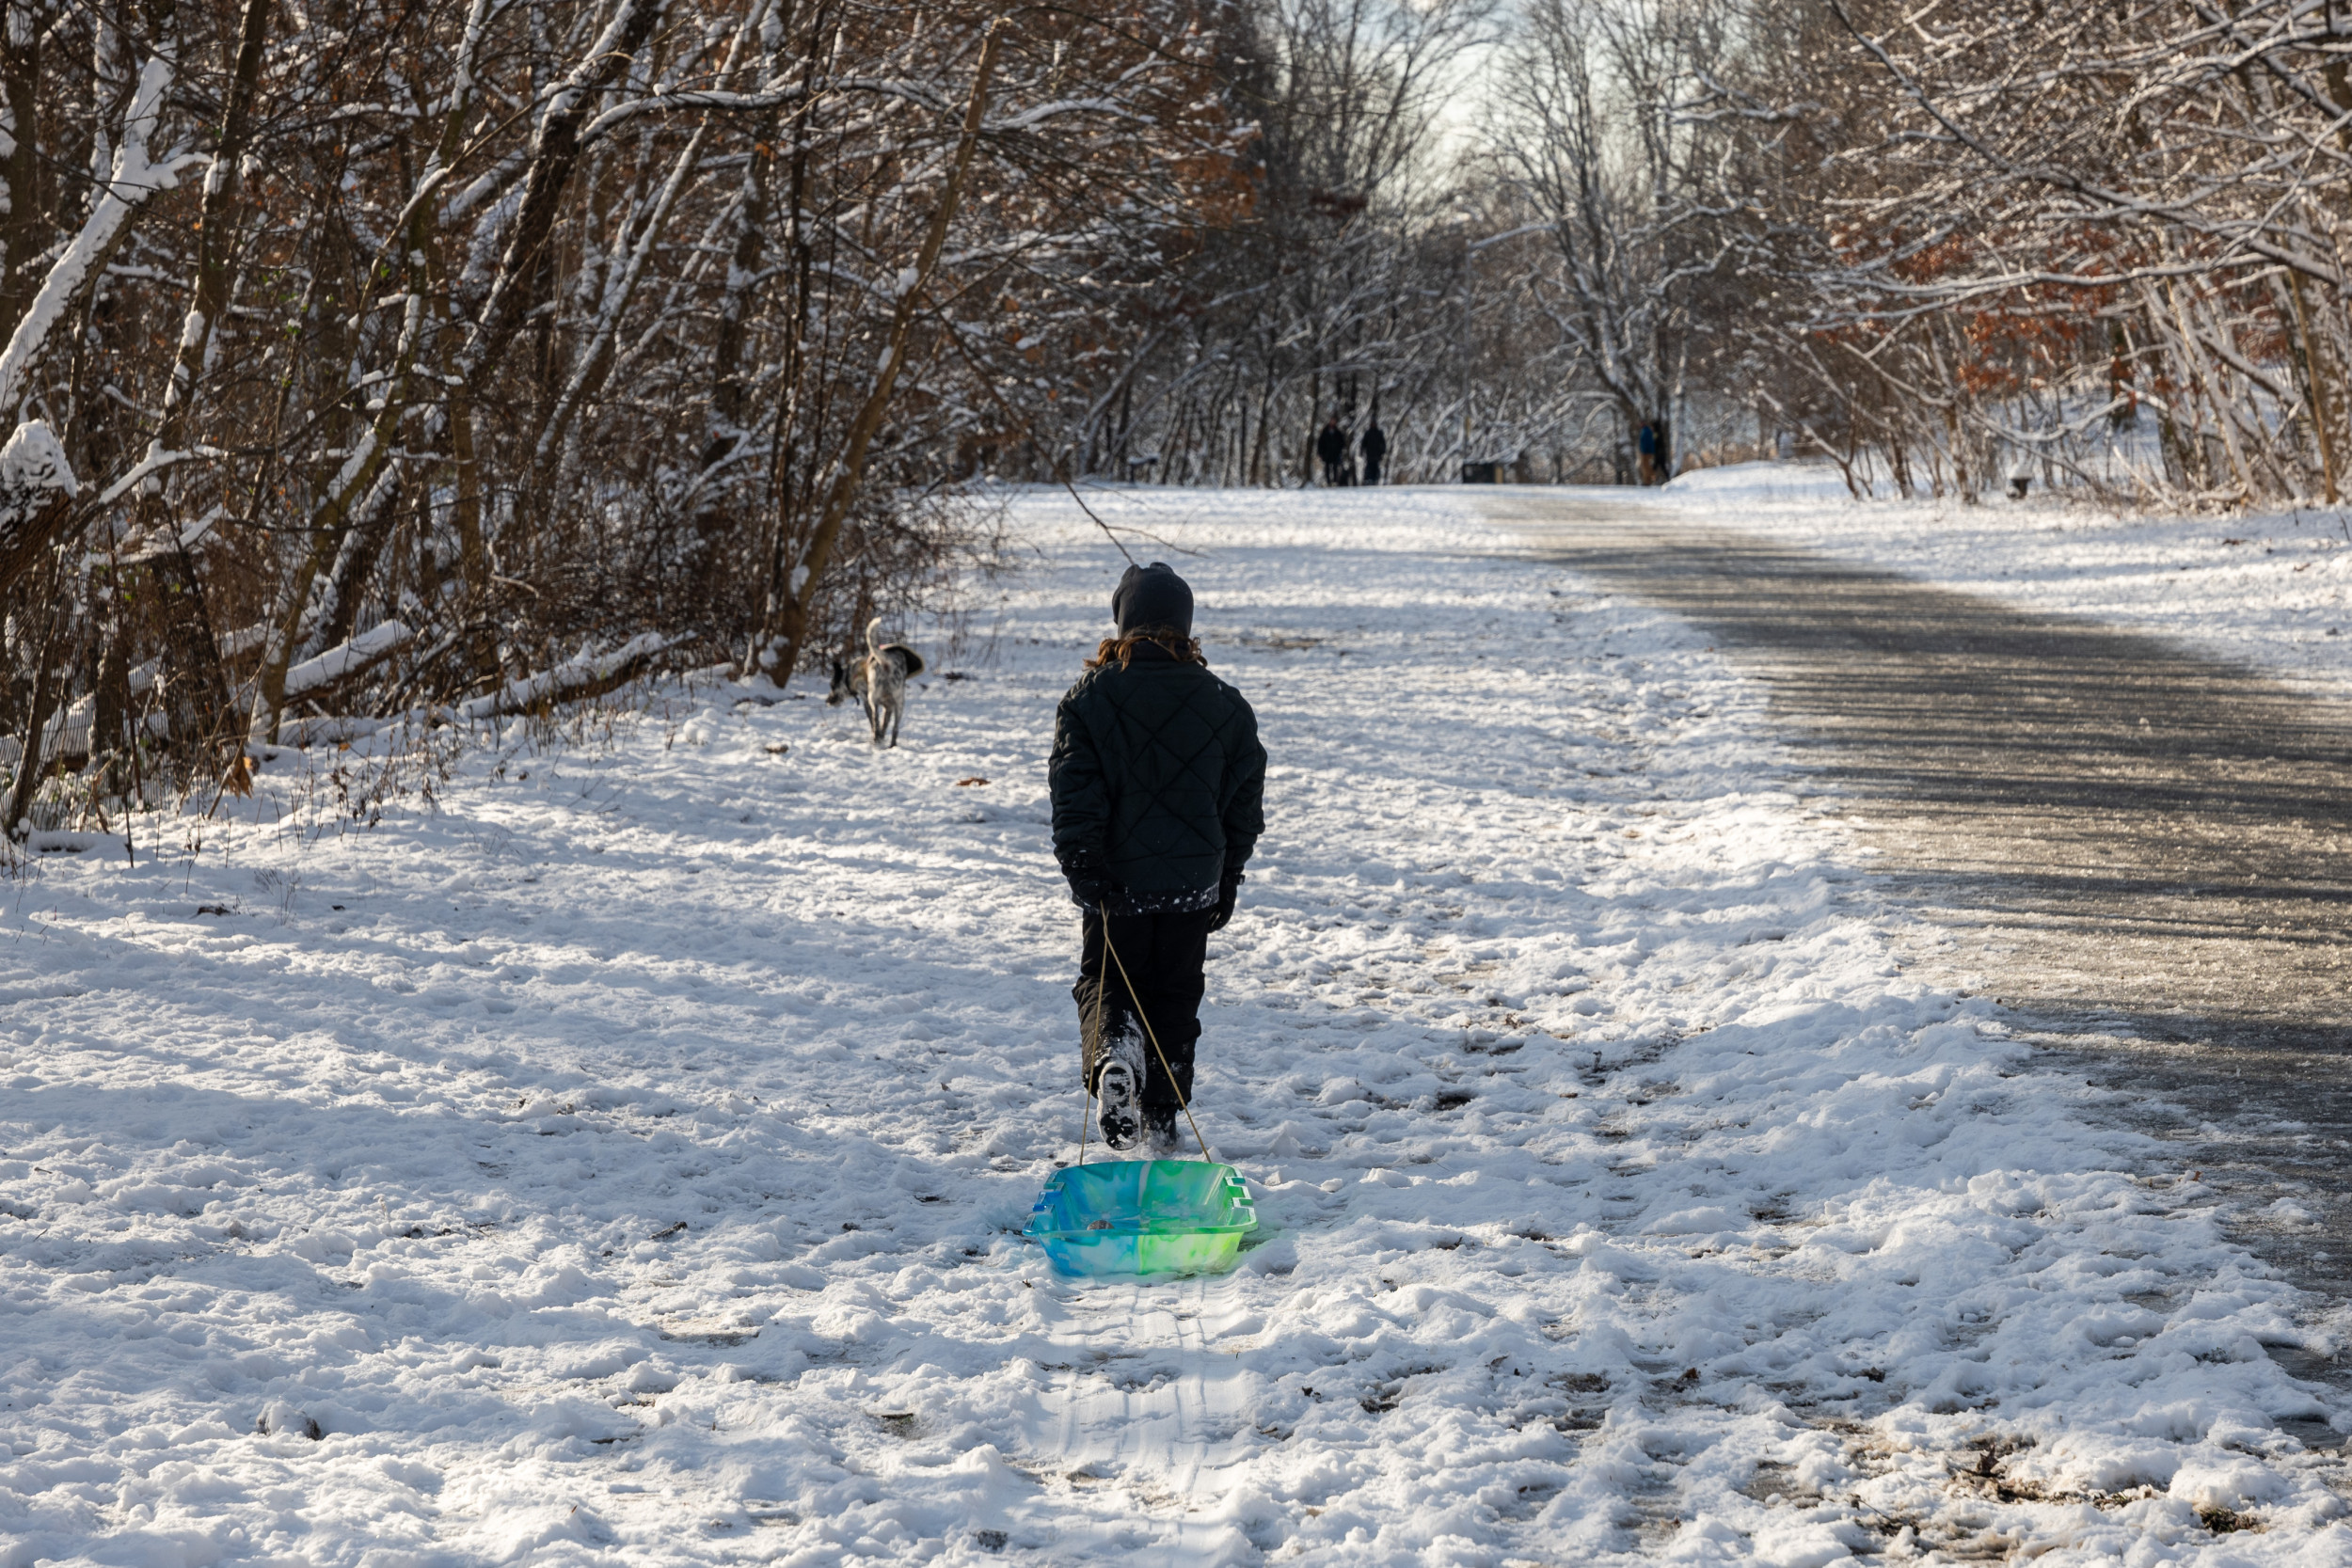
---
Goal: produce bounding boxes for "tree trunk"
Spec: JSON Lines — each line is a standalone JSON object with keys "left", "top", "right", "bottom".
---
{"left": 457, "top": 0, "right": 669, "bottom": 389}
{"left": 135, "top": 0, "right": 271, "bottom": 752}
{"left": 765, "top": 22, "right": 1003, "bottom": 685}
{"left": 154, "top": 531, "right": 234, "bottom": 776}
{"left": 2282, "top": 269, "right": 2339, "bottom": 502}
{"left": 2, "top": 602, "right": 63, "bottom": 838}
{"left": 0, "top": 0, "right": 43, "bottom": 340}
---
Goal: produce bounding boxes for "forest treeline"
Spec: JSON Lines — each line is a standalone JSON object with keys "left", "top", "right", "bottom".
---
{"left": 1, "top": 0, "right": 2344, "bottom": 826}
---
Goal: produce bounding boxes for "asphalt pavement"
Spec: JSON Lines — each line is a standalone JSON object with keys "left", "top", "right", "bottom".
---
{"left": 1486, "top": 490, "right": 2352, "bottom": 1355}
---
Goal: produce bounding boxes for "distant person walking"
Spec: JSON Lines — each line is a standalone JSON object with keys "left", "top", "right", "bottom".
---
{"left": 1316, "top": 417, "right": 1348, "bottom": 486}
{"left": 1637, "top": 420, "right": 1666, "bottom": 485}
{"left": 1360, "top": 420, "right": 1387, "bottom": 485}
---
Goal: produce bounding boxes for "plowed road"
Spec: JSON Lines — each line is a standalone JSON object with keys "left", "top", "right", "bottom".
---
{"left": 1490, "top": 490, "right": 2352, "bottom": 1320}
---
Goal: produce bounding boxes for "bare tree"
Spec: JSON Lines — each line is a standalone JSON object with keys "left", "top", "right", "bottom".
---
{"left": 0, "top": 0, "right": 1238, "bottom": 832}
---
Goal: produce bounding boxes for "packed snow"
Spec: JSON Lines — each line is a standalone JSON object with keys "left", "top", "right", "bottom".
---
{"left": 1663, "top": 461, "right": 2352, "bottom": 694}
{"left": 4, "top": 488, "right": 2346, "bottom": 1564}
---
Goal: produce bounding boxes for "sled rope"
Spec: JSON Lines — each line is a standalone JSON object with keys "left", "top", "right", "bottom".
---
{"left": 1096, "top": 904, "right": 1212, "bottom": 1162}
{"left": 1078, "top": 931, "right": 1110, "bottom": 1167}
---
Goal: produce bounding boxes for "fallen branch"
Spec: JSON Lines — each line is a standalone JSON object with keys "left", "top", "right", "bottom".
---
{"left": 455, "top": 632, "right": 675, "bottom": 721}
{"left": 282, "top": 619, "right": 414, "bottom": 705}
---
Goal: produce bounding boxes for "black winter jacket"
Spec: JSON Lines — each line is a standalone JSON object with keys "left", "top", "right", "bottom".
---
{"left": 1050, "top": 642, "right": 1266, "bottom": 912}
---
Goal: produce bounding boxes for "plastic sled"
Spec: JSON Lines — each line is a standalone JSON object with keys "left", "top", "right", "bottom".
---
{"left": 1022, "top": 1159, "right": 1257, "bottom": 1277}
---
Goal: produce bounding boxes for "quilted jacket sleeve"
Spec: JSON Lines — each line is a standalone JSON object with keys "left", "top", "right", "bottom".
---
{"left": 1220, "top": 686, "right": 1266, "bottom": 875}
{"left": 1048, "top": 682, "right": 1110, "bottom": 874}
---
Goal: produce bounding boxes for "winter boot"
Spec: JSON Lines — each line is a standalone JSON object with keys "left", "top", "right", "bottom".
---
{"left": 1143, "top": 1105, "right": 1184, "bottom": 1160}
{"left": 1096, "top": 1054, "right": 1144, "bottom": 1152}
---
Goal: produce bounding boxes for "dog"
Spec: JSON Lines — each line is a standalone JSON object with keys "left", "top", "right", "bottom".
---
{"left": 826, "top": 618, "right": 925, "bottom": 747}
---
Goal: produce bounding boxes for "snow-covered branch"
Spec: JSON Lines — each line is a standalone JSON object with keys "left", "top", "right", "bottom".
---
{"left": 0, "top": 58, "right": 199, "bottom": 418}
{"left": 455, "top": 632, "right": 674, "bottom": 720}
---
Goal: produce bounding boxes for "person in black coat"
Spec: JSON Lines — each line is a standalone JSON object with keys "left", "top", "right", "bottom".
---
{"left": 1315, "top": 418, "right": 1348, "bottom": 485}
{"left": 1360, "top": 419, "right": 1388, "bottom": 485}
{"left": 1049, "top": 563, "right": 1266, "bottom": 1153}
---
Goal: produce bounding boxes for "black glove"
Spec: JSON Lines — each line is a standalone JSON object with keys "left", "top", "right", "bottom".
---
{"left": 1062, "top": 852, "right": 1116, "bottom": 910}
{"left": 1207, "top": 868, "right": 1243, "bottom": 932}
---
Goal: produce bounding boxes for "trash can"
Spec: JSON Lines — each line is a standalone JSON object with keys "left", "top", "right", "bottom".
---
{"left": 1461, "top": 461, "right": 1500, "bottom": 483}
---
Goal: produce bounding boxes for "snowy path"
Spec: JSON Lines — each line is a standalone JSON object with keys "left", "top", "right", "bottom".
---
{"left": 1483, "top": 487, "right": 2352, "bottom": 1049}
{"left": 1018, "top": 1275, "right": 1260, "bottom": 1560}
{"left": 4, "top": 490, "right": 2348, "bottom": 1565}
{"left": 1654, "top": 462, "right": 2352, "bottom": 698}
{"left": 1487, "top": 485, "right": 2352, "bottom": 1348}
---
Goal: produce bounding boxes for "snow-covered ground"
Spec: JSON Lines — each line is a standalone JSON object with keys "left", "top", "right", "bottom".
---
{"left": 1662, "top": 462, "right": 2352, "bottom": 694}
{"left": 5, "top": 488, "right": 2346, "bottom": 1565}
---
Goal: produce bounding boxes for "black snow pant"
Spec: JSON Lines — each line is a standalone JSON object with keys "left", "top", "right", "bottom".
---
{"left": 1074, "top": 906, "right": 1215, "bottom": 1119}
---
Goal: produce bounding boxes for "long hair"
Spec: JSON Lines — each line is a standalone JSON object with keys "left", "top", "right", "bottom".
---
{"left": 1087, "top": 625, "right": 1206, "bottom": 670}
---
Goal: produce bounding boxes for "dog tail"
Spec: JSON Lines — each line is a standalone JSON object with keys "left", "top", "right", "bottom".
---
{"left": 867, "top": 616, "right": 926, "bottom": 676}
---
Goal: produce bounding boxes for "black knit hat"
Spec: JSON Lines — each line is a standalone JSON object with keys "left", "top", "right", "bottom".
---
{"left": 1111, "top": 562, "right": 1194, "bottom": 637}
